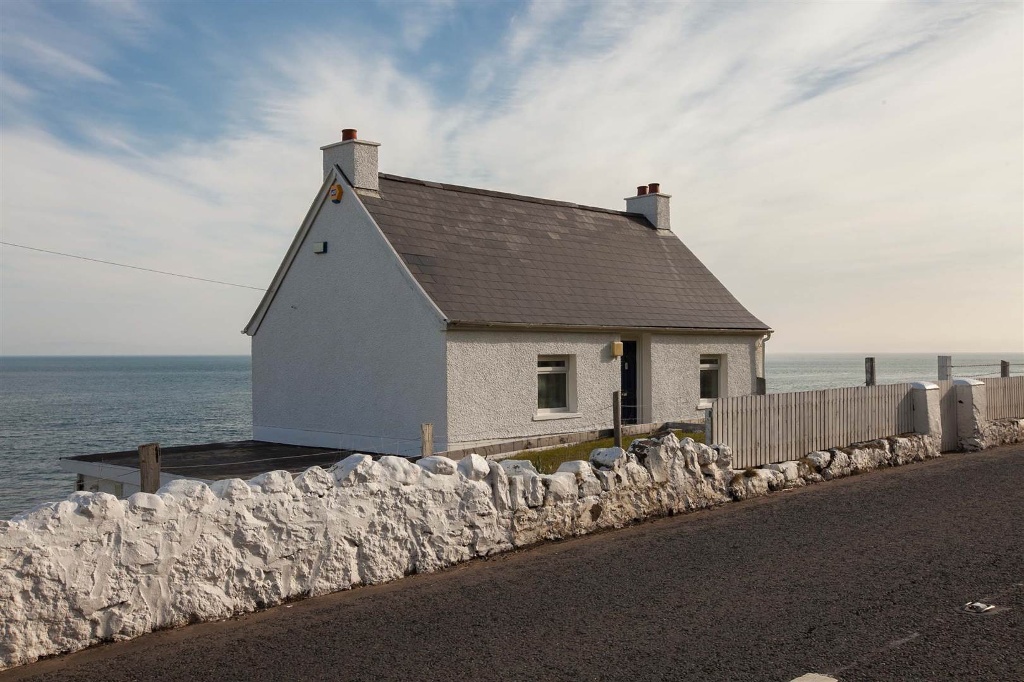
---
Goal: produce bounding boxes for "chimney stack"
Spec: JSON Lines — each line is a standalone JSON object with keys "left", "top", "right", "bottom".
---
{"left": 625, "top": 182, "right": 671, "bottom": 230}
{"left": 321, "top": 128, "right": 380, "bottom": 195}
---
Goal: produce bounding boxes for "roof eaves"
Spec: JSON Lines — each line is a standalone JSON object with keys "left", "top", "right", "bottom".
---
{"left": 242, "top": 169, "right": 340, "bottom": 336}
{"left": 445, "top": 320, "right": 773, "bottom": 334}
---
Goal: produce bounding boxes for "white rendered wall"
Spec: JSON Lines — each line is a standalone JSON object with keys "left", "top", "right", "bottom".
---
{"left": 251, "top": 179, "right": 448, "bottom": 455}
{"left": 648, "top": 334, "right": 760, "bottom": 423}
{"left": 445, "top": 330, "right": 620, "bottom": 448}
{"left": 446, "top": 331, "right": 761, "bottom": 447}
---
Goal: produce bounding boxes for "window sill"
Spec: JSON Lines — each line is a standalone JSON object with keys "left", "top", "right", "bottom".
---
{"left": 533, "top": 411, "right": 582, "bottom": 421}
{"left": 697, "top": 399, "right": 717, "bottom": 410}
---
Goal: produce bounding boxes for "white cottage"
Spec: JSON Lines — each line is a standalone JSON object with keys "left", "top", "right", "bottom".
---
{"left": 244, "top": 130, "right": 771, "bottom": 456}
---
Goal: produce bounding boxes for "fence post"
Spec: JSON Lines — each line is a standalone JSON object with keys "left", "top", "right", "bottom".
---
{"left": 704, "top": 408, "right": 713, "bottom": 446}
{"left": 612, "top": 391, "right": 622, "bottom": 449}
{"left": 420, "top": 423, "right": 433, "bottom": 458}
{"left": 138, "top": 443, "right": 161, "bottom": 494}
{"left": 1001, "top": 360, "right": 1010, "bottom": 378}
{"left": 938, "top": 355, "right": 952, "bottom": 380}
{"left": 865, "top": 357, "right": 876, "bottom": 386}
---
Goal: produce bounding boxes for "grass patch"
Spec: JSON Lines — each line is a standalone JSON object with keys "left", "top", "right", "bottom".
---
{"left": 514, "top": 430, "right": 704, "bottom": 474}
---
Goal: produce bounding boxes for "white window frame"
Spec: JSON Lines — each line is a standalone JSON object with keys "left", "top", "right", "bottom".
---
{"left": 535, "top": 354, "right": 578, "bottom": 419}
{"left": 698, "top": 355, "right": 722, "bottom": 409}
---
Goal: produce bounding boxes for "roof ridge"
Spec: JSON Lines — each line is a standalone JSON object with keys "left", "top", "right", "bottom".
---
{"left": 378, "top": 172, "right": 644, "bottom": 219}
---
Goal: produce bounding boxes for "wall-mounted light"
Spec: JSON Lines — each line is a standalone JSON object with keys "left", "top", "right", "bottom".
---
{"left": 611, "top": 341, "right": 623, "bottom": 358}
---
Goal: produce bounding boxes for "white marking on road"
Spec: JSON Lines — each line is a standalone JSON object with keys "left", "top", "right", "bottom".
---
{"left": 790, "top": 674, "right": 839, "bottom": 682}
{"left": 831, "top": 631, "right": 921, "bottom": 674}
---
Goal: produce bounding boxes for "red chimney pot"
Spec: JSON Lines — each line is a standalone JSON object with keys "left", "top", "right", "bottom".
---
{"left": 636, "top": 186, "right": 648, "bottom": 196}
{"left": 342, "top": 129, "right": 358, "bottom": 141}
{"left": 648, "top": 182, "right": 660, "bottom": 194}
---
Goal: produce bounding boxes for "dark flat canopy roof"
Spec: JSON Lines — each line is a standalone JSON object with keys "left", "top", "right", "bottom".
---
{"left": 68, "top": 441, "right": 350, "bottom": 481}
{"left": 360, "top": 174, "right": 769, "bottom": 332}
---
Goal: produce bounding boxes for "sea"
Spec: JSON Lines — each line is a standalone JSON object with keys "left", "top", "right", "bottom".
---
{"left": 1, "top": 352, "right": 1020, "bottom": 519}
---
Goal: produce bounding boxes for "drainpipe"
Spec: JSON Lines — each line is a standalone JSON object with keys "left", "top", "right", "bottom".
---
{"left": 757, "top": 331, "right": 772, "bottom": 395}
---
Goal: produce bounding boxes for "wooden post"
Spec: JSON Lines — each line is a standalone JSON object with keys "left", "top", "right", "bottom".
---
{"left": 938, "top": 355, "right": 952, "bottom": 381}
{"left": 420, "top": 423, "right": 433, "bottom": 458}
{"left": 612, "top": 391, "right": 623, "bottom": 449}
{"left": 138, "top": 443, "right": 161, "bottom": 494}
{"left": 1001, "top": 360, "right": 1010, "bottom": 378}
{"left": 704, "top": 408, "right": 713, "bottom": 446}
{"left": 865, "top": 357, "right": 876, "bottom": 386}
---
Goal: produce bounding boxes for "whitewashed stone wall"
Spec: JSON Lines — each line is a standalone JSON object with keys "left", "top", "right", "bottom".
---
{"left": 982, "top": 418, "right": 1024, "bottom": 449}
{"left": 2, "top": 424, "right": 1019, "bottom": 670}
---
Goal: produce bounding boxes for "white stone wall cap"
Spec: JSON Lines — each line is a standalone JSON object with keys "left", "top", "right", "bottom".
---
{"left": 952, "top": 378, "right": 985, "bottom": 386}
{"left": 910, "top": 381, "right": 939, "bottom": 390}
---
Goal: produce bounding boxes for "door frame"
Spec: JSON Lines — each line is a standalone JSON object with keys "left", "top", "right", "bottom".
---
{"left": 619, "top": 335, "right": 650, "bottom": 425}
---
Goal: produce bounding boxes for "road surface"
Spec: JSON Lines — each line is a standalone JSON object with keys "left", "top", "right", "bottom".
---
{"left": 5, "top": 445, "right": 1023, "bottom": 681}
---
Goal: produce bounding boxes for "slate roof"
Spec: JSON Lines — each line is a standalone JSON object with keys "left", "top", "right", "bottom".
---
{"left": 359, "top": 174, "right": 769, "bottom": 331}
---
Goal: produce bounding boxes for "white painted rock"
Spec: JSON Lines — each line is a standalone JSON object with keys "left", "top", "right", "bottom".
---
{"left": 555, "top": 460, "right": 602, "bottom": 497}
{"left": 765, "top": 461, "right": 801, "bottom": 484}
{"left": 729, "top": 471, "right": 771, "bottom": 501}
{"left": 487, "top": 461, "right": 511, "bottom": 513}
{"left": 543, "top": 472, "right": 578, "bottom": 505}
{"left": 594, "top": 468, "right": 624, "bottom": 492}
{"left": 712, "top": 444, "right": 733, "bottom": 468}
{"left": 822, "top": 450, "right": 851, "bottom": 480}
{"left": 295, "top": 466, "right": 334, "bottom": 496}
{"left": 805, "top": 451, "right": 831, "bottom": 470}
{"left": 590, "top": 447, "right": 627, "bottom": 470}
{"left": 639, "top": 443, "right": 671, "bottom": 484}
{"left": 500, "top": 459, "right": 539, "bottom": 477}
{"left": 331, "top": 454, "right": 376, "bottom": 487}
{"left": 457, "top": 454, "right": 490, "bottom": 481}
{"left": 889, "top": 437, "right": 927, "bottom": 465}
{"left": 417, "top": 456, "right": 457, "bottom": 476}
{"left": 377, "top": 456, "right": 422, "bottom": 486}
{"left": 848, "top": 445, "right": 888, "bottom": 474}
{"left": 695, "top": 443, "right": 717, "bottom": 466}
{"left": 244, "top": 471, "right": 295, "bottom": 497}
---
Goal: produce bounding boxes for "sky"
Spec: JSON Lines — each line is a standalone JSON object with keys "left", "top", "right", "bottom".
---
{"left": 1, "top": 0, "right": 1021, "bottom": 356}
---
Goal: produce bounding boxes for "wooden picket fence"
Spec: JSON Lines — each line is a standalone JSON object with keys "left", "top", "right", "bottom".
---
{"left": 710, "top": 383, "right": 916, "bottom": 469}
{"left": 982, "top": 376, "right": 1024, "bottom": 419}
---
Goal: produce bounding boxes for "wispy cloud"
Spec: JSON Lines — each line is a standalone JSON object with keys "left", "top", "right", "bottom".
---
{"left": 5, "top": 35, "right": 116, "bottom": 84}
{"left": 0, "top": 0, "right": 1020, "bottom": 354}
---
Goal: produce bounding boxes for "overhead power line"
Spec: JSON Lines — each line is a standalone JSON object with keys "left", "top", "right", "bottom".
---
{"left": 0, "top": 241, "right": 266, "bottom": 291}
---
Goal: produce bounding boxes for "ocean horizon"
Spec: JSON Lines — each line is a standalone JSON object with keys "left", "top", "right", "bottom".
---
{"left": 2, "top": 351, "right": 1020, "bottom": 519}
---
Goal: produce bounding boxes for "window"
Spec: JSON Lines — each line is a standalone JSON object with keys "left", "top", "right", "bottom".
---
{"left": 537, "top": 355, "right": 570, "bottom": 412}
{"left": 700, "top": 355, "right": 721, "bottom": 401}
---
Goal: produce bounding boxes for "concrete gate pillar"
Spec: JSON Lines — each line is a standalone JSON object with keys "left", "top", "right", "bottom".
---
{"left": 954, "top": 378, "right": 987, "bottom": 451}
{"left": 911, "top": 382, "right": 942, "bottom": 455}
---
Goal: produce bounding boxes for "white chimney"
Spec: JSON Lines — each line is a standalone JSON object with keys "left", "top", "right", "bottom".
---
{"left": 321, "top": 128, "right": 380, "bottom": 194}
{"left": 625, "top": 182, "right": 670, "bottom": 230}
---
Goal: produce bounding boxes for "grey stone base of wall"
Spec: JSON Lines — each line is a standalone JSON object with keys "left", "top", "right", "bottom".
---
{"left": 3, "top": 420, "right": 1023, "bottom": 670}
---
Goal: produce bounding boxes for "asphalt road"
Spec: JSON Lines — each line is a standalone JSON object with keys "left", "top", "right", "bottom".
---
{"left": 6, "top": 445, "right": 1023, "bottom": 682}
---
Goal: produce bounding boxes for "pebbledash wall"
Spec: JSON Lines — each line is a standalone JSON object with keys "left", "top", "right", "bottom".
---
{"left": 445, "top": 330, "right": 761, "bottom": 450}
{"left": 2, "top": 383, "right": 1021, "bottom": 670}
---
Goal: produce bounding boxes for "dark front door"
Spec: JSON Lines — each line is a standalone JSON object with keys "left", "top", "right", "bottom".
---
{"left": 620, "top": 340, "right": 638, "bottom": 425}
